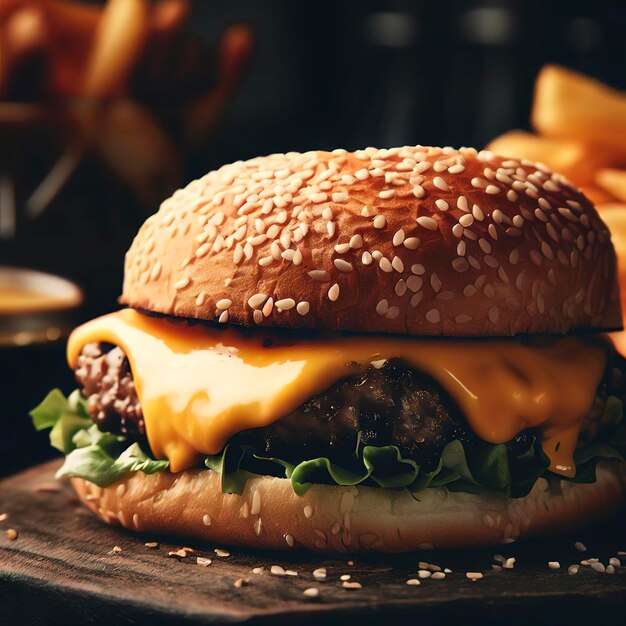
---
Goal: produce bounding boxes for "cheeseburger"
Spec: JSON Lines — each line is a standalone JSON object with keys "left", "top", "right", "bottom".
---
{"left": 32, "top": 146, "right": 626, "bottom": 551}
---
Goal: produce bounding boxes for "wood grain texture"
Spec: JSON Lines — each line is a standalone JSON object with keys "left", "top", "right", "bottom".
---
{"left": 0, "top": 460, "right": 625, "bottom": 625}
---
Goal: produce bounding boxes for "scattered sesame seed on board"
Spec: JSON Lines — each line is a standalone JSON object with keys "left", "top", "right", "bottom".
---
{"left": 406, "top": 578, "right": 421, "bottom": 586}
{"left": 466, "top": 572, "right": 484, "bottom": 581}
{"left": 342, "top": 581, "right": 362, "bottom": 589}
{"left": 168, "top": 549, "right": 187, "bottom": 558}
{"left": 214, "top": 549, "right": 230, "bottom": 557}
{"left": 0, "top": 513, "right": 7, "bottom": 522}
{"left": 196, "top": 557, "right": 212, "bottom": 567}
{"left": 313, "top": 568, "right": 327, "bottom": 580}
{"left": 303, "top": 587, "right": 320, "bottom": 598}
{"left": 5, "top": 528, "right": 18, "bottom": 541}
{"left": 233, "top": 579, "right": 246, "bottom": 588}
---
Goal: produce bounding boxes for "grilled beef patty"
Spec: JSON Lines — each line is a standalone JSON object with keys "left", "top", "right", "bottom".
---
{"left": 74, "top": 340, "right": 624, "bottom": 469}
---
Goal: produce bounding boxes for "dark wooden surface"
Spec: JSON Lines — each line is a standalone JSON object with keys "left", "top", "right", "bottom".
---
{"left": 1, "top": 460, "right": 625, "bottom": 626}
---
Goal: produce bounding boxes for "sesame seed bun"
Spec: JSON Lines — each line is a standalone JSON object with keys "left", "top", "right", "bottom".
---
{"left": 121, "top": 146, "right": 621, "bottom": 336}
{"left": 71, "top": 459, "right": 626, "bottom": 552}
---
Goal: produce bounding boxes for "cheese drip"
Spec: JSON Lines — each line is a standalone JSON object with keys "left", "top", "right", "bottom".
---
{"left": 67, "top": 309, "right": 607, "bottom": 477}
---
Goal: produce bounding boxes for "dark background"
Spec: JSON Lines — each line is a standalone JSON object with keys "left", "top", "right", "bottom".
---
{"left": 2, "top": 0, "right": 626, "bottom": 474}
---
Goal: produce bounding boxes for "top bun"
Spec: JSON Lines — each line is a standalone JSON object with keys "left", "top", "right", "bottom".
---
{"left": 121, "top": 146, "right": 621, "bottom": 336}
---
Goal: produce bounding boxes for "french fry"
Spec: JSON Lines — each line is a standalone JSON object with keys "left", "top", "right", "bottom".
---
{"left": 486, "top": 130, "right": 618, "bottom": 185}
{"left": 579, "top": 184, "right": 618, "bottom": 206}
{"left": 598, "top": 204, "right": 626, "bottom": 260}
{"left": 532, "top": 65, "right": 626, "bottom": 155}
{"left": 152, "top": 0, "right": 190, "bottom": 39}
{"left": 597, "top": 205, "right": 626, "bottom": 345}
{"left": 82, "top": 0, "right": 151, "bottom": 99}
{"left": 95, "top": 101, "right": 181, "bottom": 206}
{"left": 596, "top": 169, "right": 626, "bottom": 203}
{"left": 1, "top": 6, "right": 49, "bottom": 100}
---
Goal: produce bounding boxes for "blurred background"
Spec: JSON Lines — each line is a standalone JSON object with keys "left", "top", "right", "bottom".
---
{"left": 1, "top": 0, "right": 626, "bottom": 474}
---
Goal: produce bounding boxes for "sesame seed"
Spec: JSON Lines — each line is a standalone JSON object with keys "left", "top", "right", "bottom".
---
{"left": 216, "top": 299, "right": 232, "bottom": 310}
{"left": 452, "top": 258, "right": 469, "bottom": 272}
{"left": 361, "top": 251, "right": 373, "bottom": 265}
{"left": 404, "top": 237, "right": 420, "bottom": 249}
{"left": 435, "top": 199, "right": 449, "bottom": 211}
{"left": 332, "top": 192, "right": 348, "bottom": 203}
{"left": 459, "top": 214, "right": 474, "bottom": 227}
{"left": 407, "top": 275, "right": 423, "bottom": 292}
{"left": 248, "top": 293, "right": 267, "bottom": 309}
{"left": 466, "top": 572, "right": 483, "bottom": 581}
{"left": 548, "top": 562, "right": 560, "bottom": 570}
{"left": 506, "top": 190, "right": 518, "bottom": 202}
{"left": 417, "top": 216, "right": 438, "bottom": 231}
{"left": 433, "top": 176, "right": 449, "bottom": 191}
{"left": 275, "top": 298, "right": 296, "bottom": 311}
{"left": 270, "top": 565, "right": 286, "bottom": 576}
{"left": 568, "top": 565, "right": 579, "bottom": 575}
{"left": 376, "top": 300, "right": 389, "bottom": 315}
{"left": 395, "top": 279, "right": 407, "bottom": 296}
{"left": 334, "top": 259, "right": 353, "bottom": 272}
{"left": 379, "top": 189, "right": 396, "bottom": 199}
{"left": 448, "top": 164, "right": 465, "bottom": 174}
{"left": 457, "top": 196, "right": 469, "bottom": 212}
{"left": 411, "top": 263, "right": 425, "bottom": 275}
{"left": 417, "top": 570, "right": 431, "bottom": 579}
{"left": 425, "top": 308, "right": 440, "bottom": 324}
{"left": 591, "top": 562, "right": 605, "bottom": 573}
{"left": 410, "top": 293, "right": 423, "bottom": 307}
{"left": 354, "top": 168, "right": 369, "bottom": 180}
{"left": 471, "top": 177, "right": 486, "bottom": 188}
{"left": 373, "top": 215, "right": 387, "bottom": 229}
{"left": 303, "top": 587, "right": 319, "bottom": 598}
{"left": 214, "top": 549, "right": 230, "bottom": 557}
{"left": 313, "top": 568, "right": 327, "bottom": 580}
{"left": 485, "top": 185, "right": 500, "bottom": 195}
{"left": 393, "top": 229, "right": 406, "bottom": 245}
{"left": 379, "top": 257, "right": 393, "bottom": 273}
{"left": 342, "top": 581, "right": 362, "bottom": 590}
{"left": 406, "top": 579, "right": 421, "bottom": 586}
{"left": 308, "top": 270, "right": 330, "bottom": 282}
{"left": 350, "top": 234, "right": 363, "bottom": 248}
{"left": 328, "top": 283, "right": 340, "bottom": 301}
{"left": 392, "top": 256, "right": 404, "bottom": 272}
{"left": 174, "top": 277, "right": 190, "bottom": 290}
{"left": 430, "top": 273, "right": 442, "bottom": 292}
{"left": 413, "top": 185, "right": 425, "bottom": 198}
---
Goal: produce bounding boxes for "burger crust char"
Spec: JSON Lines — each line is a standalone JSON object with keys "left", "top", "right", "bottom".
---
{"left": 121, "top": 147, "right": 621, "bottom": 336}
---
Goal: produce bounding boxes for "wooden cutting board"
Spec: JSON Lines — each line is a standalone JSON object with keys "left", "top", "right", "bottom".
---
{"left": 0, "top": 460, "right": 624, "bottom": 625}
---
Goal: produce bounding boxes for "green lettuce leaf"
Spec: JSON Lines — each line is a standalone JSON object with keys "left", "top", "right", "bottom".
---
{"left": 30, "top": 389, "right": 168, "bottom": 486}
{"left": 33, "top": 389, "right": 626, "bottom": 498}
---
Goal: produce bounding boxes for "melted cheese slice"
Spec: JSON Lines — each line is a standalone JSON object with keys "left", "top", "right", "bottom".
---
{"left": 67, "top": 309, "right": 607, "bottom": 477}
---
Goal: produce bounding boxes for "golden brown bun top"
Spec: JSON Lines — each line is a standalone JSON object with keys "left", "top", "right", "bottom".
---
{"left": 121, "top": 146, "right": 622, "bottom": 336}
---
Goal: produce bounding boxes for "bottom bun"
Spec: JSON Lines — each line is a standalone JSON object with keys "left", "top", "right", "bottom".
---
{"left": 72, "top": 460, "right": 626, "bottom": 552}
